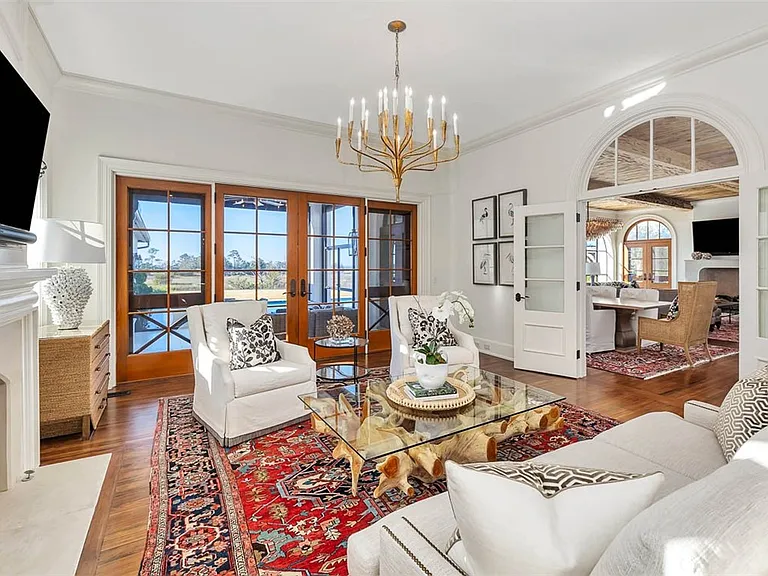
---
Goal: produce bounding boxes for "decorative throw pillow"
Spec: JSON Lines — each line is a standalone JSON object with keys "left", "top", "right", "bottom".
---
{"left": 713, "top": 365, "right": 768, "bottom": 460}
{"left": 407, "top": 308, "right": 458, "bottom": 348}
{"left": 666, "top": 295, "right": 679, "bottom": 319}
{"left": 444, "top": 460, "right": 664, "bottom": 576}
{"left": 226, "top": 315, "right": 281, "bottom": 370}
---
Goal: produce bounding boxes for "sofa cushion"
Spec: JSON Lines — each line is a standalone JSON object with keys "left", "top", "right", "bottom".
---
{"left": 347, "top": 492, "right": 455, "bottom": 576}
{"left": 226, "top": 315, "right": 280, "bottom": 370}
{"left": 201, "top": 300, "right": 267, "bottom": 362}
{"left": 714, "top": 365, "right": 768, "bottom": 460}
{"left": 594, "top": 412, "right": 726, "bottom": 480}
{"left": 230, "top": 359, "right": 312, "bottom": 398}
{"left": 592, "top": 459, "right": 768, "bottom": 576}
{"left": 732, "top": 424, "right": 768, "bottom": 467}
{"left": 532, "top": 438, "right": 693, "bottom": 499}
{"left": 444, "top": 460, "right": 663, "bottom": 576}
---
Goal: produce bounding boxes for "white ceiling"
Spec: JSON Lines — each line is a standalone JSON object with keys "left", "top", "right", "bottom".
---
{"left": 32, "top": 2, "right": 768, "bottom": 142}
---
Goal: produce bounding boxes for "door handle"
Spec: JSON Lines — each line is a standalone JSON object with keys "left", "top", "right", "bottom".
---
{"left": 515, "top": 293, "right": 530, "bottom": 302}
{"left": 289, "top": 279, "right": 296, "bottom": 297}
{"left": 300, "top": 279, "right": 307, "bottom": 298}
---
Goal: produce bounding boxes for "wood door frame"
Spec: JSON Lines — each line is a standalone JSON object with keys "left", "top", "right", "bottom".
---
{"left": 367, "top": 200, "right": 418, "bottom": 352}
{"left": 623, "top": 238, "right": 673, "bottom": 289}
{"left": 214, "top": 184, "right": 301, "bottom": 343}
{"left": 115, "top": 176, "right": 212, "bottom": 383}
{"left": 300, "top": 193, "right": 367, "bottom": 360}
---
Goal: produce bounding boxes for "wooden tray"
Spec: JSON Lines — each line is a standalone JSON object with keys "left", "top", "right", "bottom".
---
{"left": 386, "top": 375, "right": 476, "bottom": 412}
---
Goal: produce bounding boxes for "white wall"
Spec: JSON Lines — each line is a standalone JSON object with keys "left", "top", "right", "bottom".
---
{"left": 693, "top": 196, "right": 740, "bottom": 221}
{"left": 449, "top": 42, "right": 768, "bottom": 372}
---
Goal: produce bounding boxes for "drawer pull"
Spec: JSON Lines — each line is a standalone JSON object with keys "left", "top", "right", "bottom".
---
{"left": 94, "top": 333, "right": 110, "bottom": 350}
{"left": 95, "top": 353, "right": 111, "bottom": 371}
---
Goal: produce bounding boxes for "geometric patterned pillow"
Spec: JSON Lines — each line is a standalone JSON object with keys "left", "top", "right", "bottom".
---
{"left": 407, "top": 307, "right": 458, "bottom": 348}
{"left": 713, "top": 366, "right": 768, "bottom": 461}
{"left": 226, "top": 315, "right": 281, "bottom": 371}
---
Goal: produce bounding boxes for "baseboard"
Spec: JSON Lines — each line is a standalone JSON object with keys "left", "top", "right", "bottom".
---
{"left": 474, "top": 337, "right": 515, "bottom": 362}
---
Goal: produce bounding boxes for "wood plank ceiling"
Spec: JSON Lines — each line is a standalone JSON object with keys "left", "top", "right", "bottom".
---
{"left": 589, "top": 179, "right": 739, "bottom": 211}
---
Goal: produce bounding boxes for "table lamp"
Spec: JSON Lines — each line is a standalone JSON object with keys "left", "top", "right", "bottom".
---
{"left": 586, "top": 261, "right": 601, "bottom": 285}
{"left": 29, "top": 219, "right": 106, "bottom": 329}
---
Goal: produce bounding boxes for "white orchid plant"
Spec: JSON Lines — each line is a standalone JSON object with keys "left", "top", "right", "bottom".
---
{"left": 413, "top": 291, "right": 475, "bottom": 365}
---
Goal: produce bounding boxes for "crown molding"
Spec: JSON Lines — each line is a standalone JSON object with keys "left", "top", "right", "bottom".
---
{"left": 462, "top": 24, "right": 768, "bottom": 154}
{"left": 55, "top": 73, "right": 337, "bottom": 139}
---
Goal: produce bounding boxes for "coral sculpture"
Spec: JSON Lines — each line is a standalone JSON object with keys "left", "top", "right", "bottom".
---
{"left": 41, "top": 265, "right": 93, "bottom": 329}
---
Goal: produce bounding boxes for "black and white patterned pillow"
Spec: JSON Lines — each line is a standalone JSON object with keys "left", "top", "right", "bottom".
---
{"left": 666, "top": 295, "right": 680, "bottom": 320}
{"left": 713, "top": 366, "right": 768, "bottom": 460}
{"left": 407, "top": 308, "right": 458, "bottom": 348}
{"left": 227, "top": 315, "right": 281, "bottom": 371}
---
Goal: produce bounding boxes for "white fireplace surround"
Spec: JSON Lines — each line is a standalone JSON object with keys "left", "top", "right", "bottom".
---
{"left": 684, "top": 256, "right": 739, "bottom": 283}
{"left": 0, "top": 241, "right": 54, "bottom": 492}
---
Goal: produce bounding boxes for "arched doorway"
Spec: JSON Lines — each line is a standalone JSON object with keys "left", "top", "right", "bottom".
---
{"left": 623, "top": 218, "right": 673, "bottom": 289}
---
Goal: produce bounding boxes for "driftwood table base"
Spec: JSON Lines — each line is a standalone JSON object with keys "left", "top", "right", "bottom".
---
{"left": 311, "top": 403, "right": 565, "bottom": 497}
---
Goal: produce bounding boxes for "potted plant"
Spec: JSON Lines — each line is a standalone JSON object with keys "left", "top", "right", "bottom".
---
{"left": 413, "top": 291, "right": 475, "bottom": 389}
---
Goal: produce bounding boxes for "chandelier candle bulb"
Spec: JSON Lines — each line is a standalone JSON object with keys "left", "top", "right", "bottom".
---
{"left": 349, "top": 98, "right": 355, "bottom": 123}
{"left": 433, "top": 129, "right": 438, "bottom": 149}
{"left": 364, "top": 109, "right": 370, "bottom": 132}
{"left": 383, "top": 87, "right": 388, "bottom": 113}
{"left": 378, "top": 90, "right": 383, "bottom": 114}
{"left": 453, "top": 113, "right": 458, "bottom": 136}
{"left": 337, "top": 117, "right": 342, "bottom": 139}
{"left": 427, "top": 95, "right": 433, "bottom": 119}
{"left": 357, "top": 129, "right": 362, "bottom": 149}
{"left": 392, "top": 89, "right": 398, "bottom": 116}
{"left": 441, "top": 96, "right": 446, "bottom": 122}
{"left": 361, "top": 97, "right": 366, "bottom": 123}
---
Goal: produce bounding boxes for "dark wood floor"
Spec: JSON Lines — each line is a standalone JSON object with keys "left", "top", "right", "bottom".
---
{"left": 42, "top": 351, "right": 739, "bottom": 575}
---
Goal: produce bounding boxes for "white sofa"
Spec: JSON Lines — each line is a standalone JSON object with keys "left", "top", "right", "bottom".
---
{"left": 188, "top": 300, "right": 316, "bottom": 447}
{"left": 586, "top": 287, "right": 616, "bottom": 354}
{"left": 388, "top": 295, "right": 479, "bottom": 377}
{"left": 348, "top": 399, "right": 747, "bottom": 575}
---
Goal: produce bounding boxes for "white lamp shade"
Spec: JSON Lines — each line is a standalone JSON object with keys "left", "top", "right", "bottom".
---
{"left": 29, "top": 219, "right": 106, "bottom": 264}
{"left": 586, "top": 261, "right": 602, "bottom": 276}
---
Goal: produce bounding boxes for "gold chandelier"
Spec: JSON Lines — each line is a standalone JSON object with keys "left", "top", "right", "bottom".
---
{"left": 335, "top": 20, "right": 460, "bottom": 202}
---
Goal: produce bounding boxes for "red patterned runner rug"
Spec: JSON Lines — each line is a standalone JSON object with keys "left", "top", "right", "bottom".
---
{"left": 140, "top": 381, "right": 618, "bottom": 575}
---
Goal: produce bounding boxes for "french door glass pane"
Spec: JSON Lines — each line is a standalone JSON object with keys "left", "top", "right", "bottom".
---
{"left": 224, "top": 196, "right": 257, "bottom": 233}
{"left": 224, "top": 233, "right": 256, "bottom": 268}
{"left": 128, "top": 187, "right": 206, "bottom": 353}
{"left": 257, "top": 198, "right": 287, "bottom": 234}
{"left": 527, "top": 214, "right": 564, "bottom": 246}
{"left": 525, "top": 280, "right": 564, "bottom": 313}
{"left": 224, "top": 271, "right": 255, "bottom": 301}
{"left": 761, "top": 291, "right": 768, "bottom": 339}
{"left": 368, "top": 298, "right": 390, "bottom": 331}
{"left": 759, "top": 188, "right": 768, "bottom": 237}
{"left": 759, "top": 239, "right": 768, "bottom": 288}
{"left": 526, "top": 247, "right": 564, "bottom": 280}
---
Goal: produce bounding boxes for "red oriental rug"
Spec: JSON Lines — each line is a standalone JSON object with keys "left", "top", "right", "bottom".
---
{"left": 587, "top": 343, "right": 738, "bottom": 379}
{"left": 140, "top": 370, "right": 618, "bottom": 576}
{"left": 709, "top": 316, "right": 739, "bottom": 343}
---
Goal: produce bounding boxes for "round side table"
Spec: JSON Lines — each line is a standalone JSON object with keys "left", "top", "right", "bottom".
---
{"left": 313, "top": 336, "right": 369, "bottom": 382}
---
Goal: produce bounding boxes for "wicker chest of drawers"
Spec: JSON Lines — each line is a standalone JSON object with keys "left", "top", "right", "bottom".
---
{"left": 39, "top": 320, "right": 110, "bottom": 439}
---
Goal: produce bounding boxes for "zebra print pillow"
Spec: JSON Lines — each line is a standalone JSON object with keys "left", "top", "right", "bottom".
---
{"left": 407, "top": 308, "right": 458, "bottom": 348}
{"left": 226, "top": 315, "right": 281, "bottom": 370}
{"left": 714, "top": 366, "right": 768, "bottom": 460}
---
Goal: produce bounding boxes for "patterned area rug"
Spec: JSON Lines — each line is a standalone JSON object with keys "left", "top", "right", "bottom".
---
{"left": 587, "top": 343, "right": 738, "bottom": 379}
{"left": 140, "top": 371, "right": 618, "bottom": 576}
{"left": 710, "top": 316, "right": 739, "bottom": 343}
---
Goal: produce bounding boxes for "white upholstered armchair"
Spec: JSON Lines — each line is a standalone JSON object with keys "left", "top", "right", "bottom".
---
{"left": 188, "top": 300, "right": 316, "bottom": 447}
{"left": 388, "top": 295, "right": 479, "bottom": 377}
{"left": 586, "top": 289, "right": 616, "bottom": 354}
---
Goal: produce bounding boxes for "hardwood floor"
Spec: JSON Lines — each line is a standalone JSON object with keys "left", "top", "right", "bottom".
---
{"left": 41, "top": 351, "right": 740, "bottom": 575}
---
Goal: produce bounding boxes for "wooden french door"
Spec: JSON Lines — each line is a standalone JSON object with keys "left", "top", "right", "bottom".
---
{"left": 367, "top": 201, "right": 418, "bottom": 352}
{"left": 214, "top": 187, "right": 365, "bottom": 357}
{"left": 624, "top": 239, "right": 672, "bottom": 289}
{"left": 115, "top": 177, "right": 212, "bottom": 383}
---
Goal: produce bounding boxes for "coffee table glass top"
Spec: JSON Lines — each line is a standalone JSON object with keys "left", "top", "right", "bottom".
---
{"left": 314, "top": 337, "right": 368, "bottom": 348}
{"left": 299, "top": 366, "right": 565, "bottom": 462}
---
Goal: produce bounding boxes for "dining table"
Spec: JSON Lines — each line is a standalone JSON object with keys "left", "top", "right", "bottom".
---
{"left": 591, "top": 296, "right": 674, "bottom": 348}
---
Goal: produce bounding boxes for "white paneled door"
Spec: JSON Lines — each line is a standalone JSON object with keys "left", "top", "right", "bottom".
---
{"left": 739, "top": 172, "right": 762, "bottom": 377}
{"left": 513, "top": 202, "right": 580, "bottom": 377}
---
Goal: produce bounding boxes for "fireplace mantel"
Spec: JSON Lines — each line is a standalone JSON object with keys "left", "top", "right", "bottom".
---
{"left": 0, "top": 242, "right": 54, "bottom": 491}
{"left": 684, "top": 256, "right": 739, "bottom": 282}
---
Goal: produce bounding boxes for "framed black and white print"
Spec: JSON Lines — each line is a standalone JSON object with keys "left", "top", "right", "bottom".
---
{"left": 472, "top": 196, "right": 497, "bottom": 240}
{"left": 498, "top": 241, "right": 515, "bottom": 286}
{"left": 498, "top": 188, "right": 527, "bottom": 238}
{"left": 473, "top": 242, "right": 497, "bottom": 285}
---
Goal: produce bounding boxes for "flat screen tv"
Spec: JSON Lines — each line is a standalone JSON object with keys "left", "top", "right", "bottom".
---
{"left": 1, "top": 47, "right": 50, "bottom": 237}
{"left": 692, "top": 218, "right": 739, "bottom": 256}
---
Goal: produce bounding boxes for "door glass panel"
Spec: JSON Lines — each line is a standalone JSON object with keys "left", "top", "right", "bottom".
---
{"left": 618, "top": 122, "right": 650, "bottom": 184}
{"left": 761, "top": 291, "right": 768, "bottom": 339}
{"left": 170, "top": 232, "right": 202, "bottom": 269}
{"left": 131, "top": 231, "right": 167, "bottom": 270}
{"left": 258, "top": 235, "right": 287, "bottom": 269}
{"left": 368, "top": 239, "right": 391, "bottom": 269}
{"left": 223, "top": 271, "right": 255, "bottom": 301}
{"left": 368, "top": 298, "right": 390, "bottom": 331}
{"left": 760, "top": 188, "right": 768, "bottom": 237}
{"left": 130, "top": 310, "right": 167, "bottom": 354}
{"left": 257, "top": 198, "right": 287, "bottom": 234}
{"left": 526, "top": 247, "right": 564, "bottom": 280}
{"left": 526, "top": 214, "right": 564, "bottom": 246}
{"left": 525, "top": 280, "right": 564, "bottom": 313}
{"left": 224, "top": 233, "right": 256, "bottom": 269}
{"left": 131, "top": 191, "right": 167, "bottom": 229}
{"left": 170, "top": 193, "right": 203, "bottom": 231}
{"left": 224, "top": 196, "right": 257, "bottom": 233}
{"left": 759, "top": 239, "right": 768, "bottom": 288}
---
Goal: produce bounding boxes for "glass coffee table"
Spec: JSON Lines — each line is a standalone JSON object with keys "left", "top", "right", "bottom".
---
{"left": 299, "top": 365, "right": 565, "bottom": 497}
{"left": 313, "top": 336, "right": 369, "bottom": 382}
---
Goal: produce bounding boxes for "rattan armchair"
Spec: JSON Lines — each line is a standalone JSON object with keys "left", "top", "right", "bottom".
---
{"left": 636, "top": 282, "right": 718, "bottom": 366}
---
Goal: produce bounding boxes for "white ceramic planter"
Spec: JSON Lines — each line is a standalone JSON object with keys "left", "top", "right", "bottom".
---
{"left": 414, "top": 360, "right": 449, "bottom": 390}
